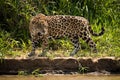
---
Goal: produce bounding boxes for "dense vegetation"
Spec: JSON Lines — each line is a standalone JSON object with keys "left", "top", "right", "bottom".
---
{"left": 0, "top": 0, "right": 120, "bottom": 58}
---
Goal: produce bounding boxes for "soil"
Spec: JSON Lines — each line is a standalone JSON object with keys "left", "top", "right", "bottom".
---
{"left": 0, "top": 57, "right": 120, "bottom": 75}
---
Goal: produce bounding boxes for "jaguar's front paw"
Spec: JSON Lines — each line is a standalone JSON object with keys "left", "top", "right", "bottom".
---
{"left": 92, "top": 48, "right": 98, "bottom": 53}
{"left": 27, "top": 52, "right": 35, "bottom": 57}
{"left": 70, "top": 53, "right": 74, "bottom": 56}
{"left": 38, "top": 54, "right": 46, "bottom": 57}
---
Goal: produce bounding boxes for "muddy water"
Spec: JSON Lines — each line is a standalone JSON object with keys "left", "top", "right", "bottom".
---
{"left": 0, "top": 75, "right": 120, "bottom": 80}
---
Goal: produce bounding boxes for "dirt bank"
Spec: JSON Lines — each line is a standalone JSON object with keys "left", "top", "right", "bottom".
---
{"left": 0, "top": 57, "right": 120, "bottom": 74}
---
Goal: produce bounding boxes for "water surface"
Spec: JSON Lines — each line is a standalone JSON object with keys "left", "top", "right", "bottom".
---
{"left": 0, "top": 74, "right": 120, "bottom": 80}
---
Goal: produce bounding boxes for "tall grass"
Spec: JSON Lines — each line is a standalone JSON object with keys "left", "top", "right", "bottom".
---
{"left": 0, "top": 0, "right": 120, "bottom": 58}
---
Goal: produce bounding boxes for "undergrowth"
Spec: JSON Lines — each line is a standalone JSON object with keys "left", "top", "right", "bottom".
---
{"left": 0, "top": 0, "right": 120, "bottom": 58}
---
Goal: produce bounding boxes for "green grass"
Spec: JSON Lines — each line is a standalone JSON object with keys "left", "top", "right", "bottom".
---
{"left": 0, "top": 0, "right": 120, "bottom": 58}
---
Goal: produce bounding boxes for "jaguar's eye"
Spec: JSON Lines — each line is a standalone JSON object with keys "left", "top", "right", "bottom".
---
{"left": 38, "top": 32, "right": 42, "bottom": 36}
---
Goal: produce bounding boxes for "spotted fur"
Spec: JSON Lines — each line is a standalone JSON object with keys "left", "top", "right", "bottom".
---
{"left": 28, "top": 13, "right": 104, "bottom": 57}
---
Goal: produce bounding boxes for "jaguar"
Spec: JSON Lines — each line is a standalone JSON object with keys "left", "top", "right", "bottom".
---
{"left": 28, "top": 13, "right": 104, "bottom": 57}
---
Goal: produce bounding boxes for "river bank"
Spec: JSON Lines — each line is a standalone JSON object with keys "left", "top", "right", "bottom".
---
{"left": 0, "top": 57, "right": 120, "bottom": 75}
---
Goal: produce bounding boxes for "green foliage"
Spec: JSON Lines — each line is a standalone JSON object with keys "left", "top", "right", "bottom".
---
{"left": 32, "top": 68, "right": 43, "bottom": 77}
{"left": 0, "top": 0, "right": 120, "bottom": 58}
{"left": 0, "top": 0, "right": 35, "bottom": 41}
{"left": 78, "top": 66, "right": 89, "bottom": 74}
{"left": 18, "top": 71, "right": 28, "bottom": 76}
{"left": 18, "top": 69, "right": 43, "bottom": 77}
{"left": 0, "top": 30, "right": 19, "bottom": 58}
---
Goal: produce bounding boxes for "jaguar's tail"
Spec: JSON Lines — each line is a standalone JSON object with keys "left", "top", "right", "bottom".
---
{"left": 88, "top": 25, "right": 105, "bottom": 36}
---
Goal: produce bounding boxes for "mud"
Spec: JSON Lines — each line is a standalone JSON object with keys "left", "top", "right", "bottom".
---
{"left": 0, "top": 57, "right": 120, "bottom": 74}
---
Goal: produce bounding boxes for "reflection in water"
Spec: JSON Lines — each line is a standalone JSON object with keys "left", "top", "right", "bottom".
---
{"left": 0, "top": 75, "right": 120, "bottom": 80}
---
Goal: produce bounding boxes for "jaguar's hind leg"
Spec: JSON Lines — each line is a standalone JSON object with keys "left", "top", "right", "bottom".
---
{"left": 70, "top": 36, "right": 80, "bottom": 56}
{"left": 82, "top": 35, "right": 97, "bottom": 53}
